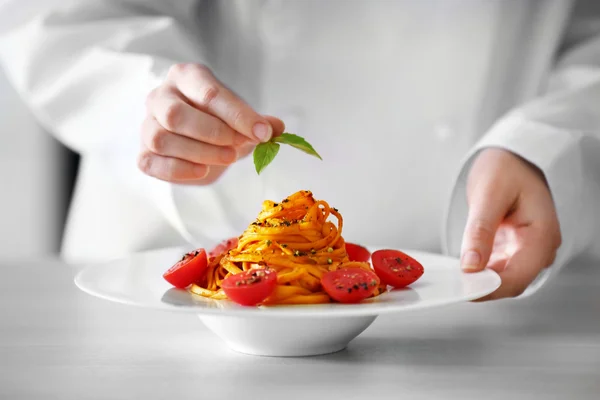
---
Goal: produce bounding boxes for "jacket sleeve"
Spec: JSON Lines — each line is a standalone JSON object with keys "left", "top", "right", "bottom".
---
{"left": 0, "top": 0, "right": 219, "bottom": 242}
{"left": 444, "top": 25, "right": 600, "bottom": 295}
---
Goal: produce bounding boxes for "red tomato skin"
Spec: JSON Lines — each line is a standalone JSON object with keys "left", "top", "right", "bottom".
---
{"left": 208, "top": 237, "right": 239, "bottom": 258}
{"left": 345, "top": 242, "right": 371, "bottom": 262}
{"left": 163, "top": 249, "right": 208, "bottom": 289}
{"left": 371, "top": 249, "right": 424, "bottom": 288}
{"left": 222, "top": 268, "right": 278, "bottom": 306}
{"left": 321, "top": 267, "right": 380, "bottom": 304}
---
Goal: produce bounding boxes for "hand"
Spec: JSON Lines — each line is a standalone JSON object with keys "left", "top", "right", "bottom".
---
{"left": 139, "top": 63, "right": 284, "bottom": 184}
{"left": 460, "top": 148, "right": 562, "bottom": 301}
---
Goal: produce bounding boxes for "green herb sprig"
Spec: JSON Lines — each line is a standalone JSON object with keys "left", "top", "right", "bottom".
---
{"left": 253, "top": 133, "right": 322, "bottom": 174}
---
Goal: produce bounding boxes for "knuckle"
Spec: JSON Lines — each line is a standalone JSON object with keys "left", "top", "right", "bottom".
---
{"left": 161, "top": 101, "right": 183, "bottom": 131}
{"left": 137, "top": 151, "right": 180, "bottom": 182}
{"left": 145, "top": 88, "right": 158, "bottom": 110}
{"left": 140, "top": 115, "right": 152, "bottom": 133}
{"left": 467, "top": 218, "right": 495, "bottom": 243}
{"left": 198, "top": 82, "right": 219, "bottom": 107}
{"left": 169, "top": 63, "right": 213, "bottom": 81}
{"left": 161, "top": 160, "right": 177, "bottom": 181}
{"left": 167, "top": 63, "right": 189, "bottom": 79}
{"left": 230, "top": 108, "right": 246, "bottom": 130}
{"left": 148, "top": 129, "right": 169, "bottom": 154}
{"left": 203, "top": 122, "right": 224, "bottom": 144}
{"left": 137, "top": 151, "right": 154, "bottom": 175}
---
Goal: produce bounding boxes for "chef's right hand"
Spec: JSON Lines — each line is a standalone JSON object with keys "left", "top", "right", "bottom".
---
{"left": 139, "top": 63, "right": 284, "bottom": 184}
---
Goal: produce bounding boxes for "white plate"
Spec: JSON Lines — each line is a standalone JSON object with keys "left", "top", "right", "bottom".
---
{"left": 75, "top": 246, "right": 500, "bottom": 357}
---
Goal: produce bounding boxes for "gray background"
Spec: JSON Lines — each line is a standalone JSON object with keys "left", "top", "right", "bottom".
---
{"left": 0, "top": 68, "right": 76, "bottom": 258}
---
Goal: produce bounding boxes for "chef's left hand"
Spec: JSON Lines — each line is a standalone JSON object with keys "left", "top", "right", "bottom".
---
{"left": 460, "top": 148, "right": 562, "bottom": 301}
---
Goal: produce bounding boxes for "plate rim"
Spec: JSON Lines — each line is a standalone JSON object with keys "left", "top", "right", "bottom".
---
{"left": 74, "top": 247, "right": 501, "bottom": 318}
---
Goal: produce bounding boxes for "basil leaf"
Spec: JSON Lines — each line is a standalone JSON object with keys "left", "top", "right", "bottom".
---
{"left": 252, "top": 132, "right": 322, "bottom": 175}
{"left": 253, "top": 141, "right": 281, "bottom": 174}
{"left": 273, "top": 133, "right": 323, "bottom": 160}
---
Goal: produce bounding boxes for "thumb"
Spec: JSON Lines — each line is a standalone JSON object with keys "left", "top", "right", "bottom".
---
{"left": 263, "top": 115, "right": 285, "bottom": 138}
{"left": 235, "top": 115, "right": 285, "bottom": 159}
{"left": 461, "top": 183, "right": 513, "bottom": 272}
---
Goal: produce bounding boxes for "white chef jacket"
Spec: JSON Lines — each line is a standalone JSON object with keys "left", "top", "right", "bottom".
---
{"left": 1, "top": 0, "right": 599, "bottom": 295}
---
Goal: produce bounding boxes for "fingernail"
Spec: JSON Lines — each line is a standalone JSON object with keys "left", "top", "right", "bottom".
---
{"left": 462, "top": 250, "right": 481, "bottom": 271}
{"left": 253, "top": 122, "right": 272, "bottom": 143}
{"left": 193, "top": 164, "right": 207, "bottom": 178}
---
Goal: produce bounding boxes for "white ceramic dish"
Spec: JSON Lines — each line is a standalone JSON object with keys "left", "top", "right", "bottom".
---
{"left": 75, "top": 246, "right": 500, "bottom": 357}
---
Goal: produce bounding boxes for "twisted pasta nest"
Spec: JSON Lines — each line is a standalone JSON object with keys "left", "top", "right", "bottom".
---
{"left": 190, "top": 190, "right": 381, "bottom": 305}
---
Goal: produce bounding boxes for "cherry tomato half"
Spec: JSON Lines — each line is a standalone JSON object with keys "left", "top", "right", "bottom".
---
{"left": 345, "top": 242, "right": 371, "bottom": 262}
{"left": 321, "top": 266, "right": 380, "bottom": 304}
{"left": 371, "top": 249, "right": 424, "bottom": 288}
{"left": 221, "top": 267, "right": 278, "bottom": 306}
{"left": 163, "top": 249, "right": 208, "bottom": 289}
{"left": 208, "top": 237, "right": 239, "bottom": 258}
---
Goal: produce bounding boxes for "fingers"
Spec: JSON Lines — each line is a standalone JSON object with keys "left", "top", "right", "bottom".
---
{"left": 474, "top": 226, "right": 556, "bottom": 301}
{"left": 461, "top": 149, "right": 562, "bottom": 301}
{"left": 166, "top": 63, "right": 273, "bottom": 142}
{"left": 146, "top": 86, "right": 249, "bottom": 147}
{"left": 141, "top": 117, "right": 238, "bottom": 166}
{"left": 137, "top": 143, "right": 209, "bottom": 183}
{"left": 461, "top": 181, "right": 517, "bottom": 273}
{"left": 230, "top": 114, "right": 286, "bottom": 159}
{"left": 141, "top": 63, "right": 285, "bottom": 184}
{"left": 264, "top": 115, "right": 286, "bottom": 137}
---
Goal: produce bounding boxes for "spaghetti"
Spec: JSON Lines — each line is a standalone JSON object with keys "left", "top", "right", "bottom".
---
{"left": 190, "top": 190, "right": 382, "bottom": 305}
